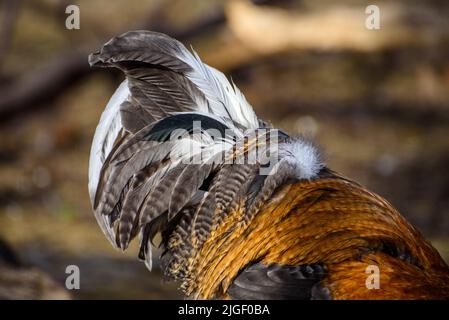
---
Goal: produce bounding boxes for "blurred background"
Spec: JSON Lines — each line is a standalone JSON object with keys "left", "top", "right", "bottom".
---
{"left": 0, "top": 0, "right": 448, "bottom": 299}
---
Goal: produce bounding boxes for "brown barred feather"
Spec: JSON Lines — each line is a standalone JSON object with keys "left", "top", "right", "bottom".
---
{"left": 88, "top": 30, "right": 449, "bottom": 300}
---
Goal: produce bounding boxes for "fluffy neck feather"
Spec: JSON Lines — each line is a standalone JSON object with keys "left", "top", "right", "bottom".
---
{"left": 283, "top": 139, "right": 323, "bottom": 180}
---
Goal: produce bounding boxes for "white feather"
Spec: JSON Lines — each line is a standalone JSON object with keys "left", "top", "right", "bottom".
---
{"left": 175, "top": 47, "right": 260, "bottom": 131}
{"left": 282, "top": 140, "right": 323, "bottom": 180}
{"left": 88, "top": 80, "right": 129, "bottom": 203}
{"left": 89, "top": 35, "right": 260, "bottom": 207}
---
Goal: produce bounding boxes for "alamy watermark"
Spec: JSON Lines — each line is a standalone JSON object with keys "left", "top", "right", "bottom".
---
{"left": 365, "top": 5, "right": 381, "bottom": 30}
{"left": 365, "top": 265, "right": 380, "bottom": 289}
{"left": 162, "top": 122, "right": 283, "bottom": 175}
{"left": 65, "top": 265, "right": 80, "bottom": 290}
{"left": 65, "top": 5, "right": 80, "bottom": 30}
{"left": 64, "top": 4, "right": 382, "bottom": 32}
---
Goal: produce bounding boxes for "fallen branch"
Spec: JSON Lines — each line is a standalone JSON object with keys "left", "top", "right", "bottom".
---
{"left": 0, "top": 50, "right": 90, "bottom": 119}
{"left": 0, "top": 10, "right": 226, "bottom": 120}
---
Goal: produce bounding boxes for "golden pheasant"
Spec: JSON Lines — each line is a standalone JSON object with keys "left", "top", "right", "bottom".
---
{"left": 88, "top": 30, "right": 449, "bottom": 299}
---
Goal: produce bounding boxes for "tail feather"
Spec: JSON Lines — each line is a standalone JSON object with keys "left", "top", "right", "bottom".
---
{"left": 88, "top": 30, "right": 259, "bottom": 131}
{"left": 88, "top": 30, "right": 323, "bottom": 281}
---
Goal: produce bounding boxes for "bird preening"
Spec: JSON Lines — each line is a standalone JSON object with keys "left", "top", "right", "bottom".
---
{"left": 88, "top": 30, "right": 449, "bottom": 299}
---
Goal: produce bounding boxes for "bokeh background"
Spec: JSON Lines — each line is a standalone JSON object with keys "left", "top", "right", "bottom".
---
{"left": 0, "top": 0, "right": 448, "bottom": 299}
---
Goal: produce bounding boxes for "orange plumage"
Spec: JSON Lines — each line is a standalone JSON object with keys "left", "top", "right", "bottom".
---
{"left": 187, "top": 170, "right": 449, "bottom": 299}
{"left": 88, "top": 31, "right": 449, "bottom": 300}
